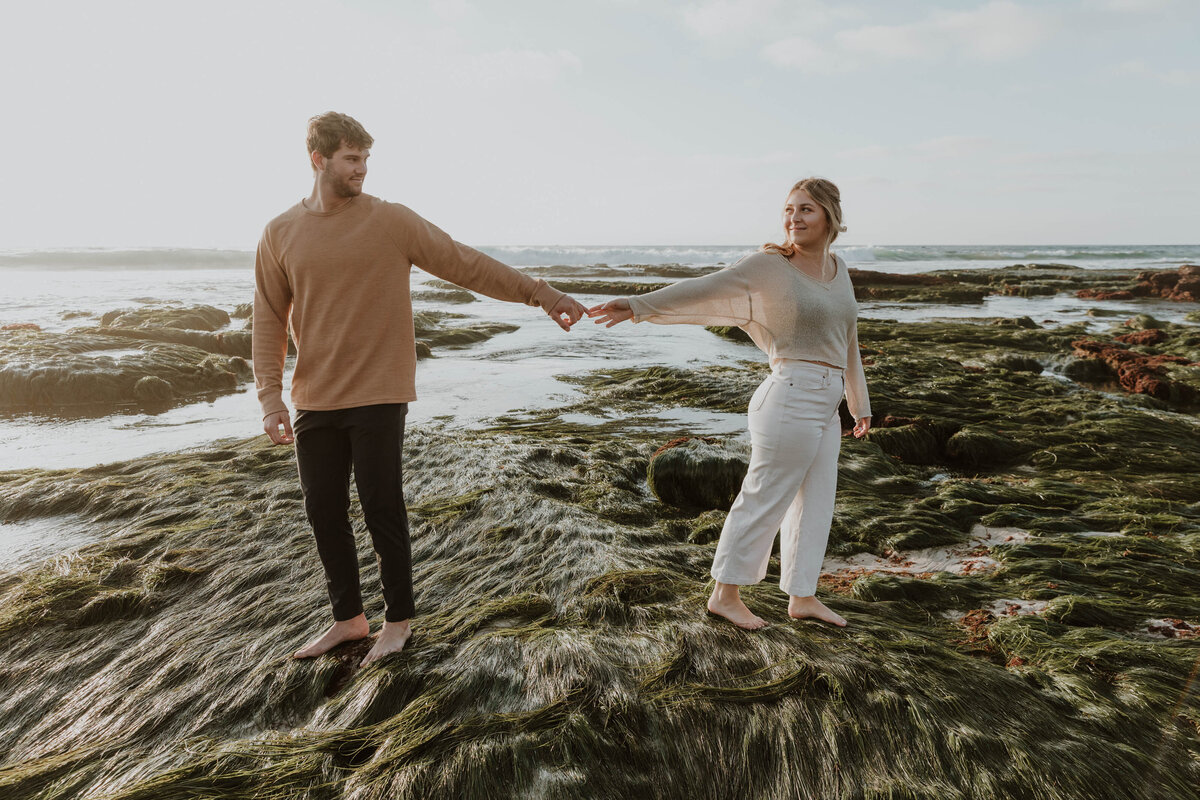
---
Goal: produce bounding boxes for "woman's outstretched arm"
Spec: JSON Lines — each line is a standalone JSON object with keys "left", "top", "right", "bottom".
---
{"left": 587, "top": 263, "right": 754, "bottom": 328}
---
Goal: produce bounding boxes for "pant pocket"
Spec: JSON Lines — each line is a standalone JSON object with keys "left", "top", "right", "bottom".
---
{"left": 748, "top": 378, "right": 776, "bottom": 413}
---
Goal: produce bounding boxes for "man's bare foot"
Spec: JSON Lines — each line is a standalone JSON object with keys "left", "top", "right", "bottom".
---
{"left": 788, "top": 595, "right": 847, "bottom": 627}
{"left": 293, "top": 614, "right": 371, "bottom": 659}
{"left": 361, "top": 619, "right": 412, "bottom": 666}
{"left": 707, "top": 582, "right": 768, "bottom": 630}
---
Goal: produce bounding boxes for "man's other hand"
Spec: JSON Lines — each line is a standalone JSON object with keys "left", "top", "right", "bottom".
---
{"left": 264, "top": 410, "right": 294, "bottom": 445}
{"left": 546, "top": 294, "right": 587, "bottom": 331}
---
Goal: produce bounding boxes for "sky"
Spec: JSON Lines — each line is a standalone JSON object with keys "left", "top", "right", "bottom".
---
{"left": 2, "top": 0, "right": 1196, "bottom": 249}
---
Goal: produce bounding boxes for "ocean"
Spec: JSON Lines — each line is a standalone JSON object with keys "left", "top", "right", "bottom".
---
{"left": 1, "top": 244, "right": 1196, "bottom": 472}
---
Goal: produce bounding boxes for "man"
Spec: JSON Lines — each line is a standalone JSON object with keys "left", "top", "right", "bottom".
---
{"left": 253, "top": 112, "right": 586, "bottom": 666}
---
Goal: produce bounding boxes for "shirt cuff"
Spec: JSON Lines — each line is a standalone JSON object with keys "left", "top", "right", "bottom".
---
{"left": 530, "top": 279, "right": 566, "bottom": 309}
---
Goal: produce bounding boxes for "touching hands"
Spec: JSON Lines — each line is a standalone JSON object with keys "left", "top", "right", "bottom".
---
{"left": 547, "top": 294, "right": 588, "bottom": 331}
{"left": 851, "top": 417, "right": 871, "bottom": 439}
{"left": 264, "top": 410, "right": 294, "bottom": 445}
{"left": 586, "top": 298, "right": 634, "bottom": 328}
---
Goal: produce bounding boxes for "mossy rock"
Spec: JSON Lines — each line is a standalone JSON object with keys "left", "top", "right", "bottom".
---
{"left": 687, "top": 509, "right": 727, "bottom": 545}
{"left": 988, "top": 354, "right": 1043, "bottom": 373}
{"left": 0, "top": 331, "right": 246, "bottom": 411}
{"left": 1124, "top": 314, "right": 1166, "bottom": 331}
{"left": 100, "top": 304, "right": 231, "bottom": 332}
{"left": 1042, "top": 594, "right": 1145, "bottom": 629}
{"left": 945, "top": 426, "right": 1034, "bottom": 469}
{"left": 866, "top": 420, "right": 957, "bottom": 466}
{"left": 851, "top": 572, "right": 991, "bottom": 609}
{"left": 705, "top": 325, "right": 752, "bottom": 344}
{"left": 79, "top": 326, "right": 253, "bottom": 358}
{"left": 646, "top": 437, "right": 748, "bottom": 510}
{"left": 412, "top": 287, "right": 477, "bottom": 304}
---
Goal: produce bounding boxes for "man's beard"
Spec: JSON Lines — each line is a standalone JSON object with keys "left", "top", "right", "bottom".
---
{"left": 325, "top": 172, "right": 362, "bottom": 198}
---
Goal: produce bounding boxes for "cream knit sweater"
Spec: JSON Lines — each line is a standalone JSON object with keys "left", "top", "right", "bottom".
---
{"left": 627, "top": 251, "right": 871, "bottom": 419}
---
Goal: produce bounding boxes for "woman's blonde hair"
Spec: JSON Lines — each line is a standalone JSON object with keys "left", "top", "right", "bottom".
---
{"left": 761, "top": 177, "right": 846, "bottom": 259}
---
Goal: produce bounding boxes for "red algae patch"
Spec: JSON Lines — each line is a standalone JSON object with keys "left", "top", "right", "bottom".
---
{"left": 1075, "top": 264, "right": 1200, "bottom": 302}
{"left": 1143, "top": 618, "right": 1199, "bottom": 640}
{"left": 1070, "top": 338, "right": 1197, "bottom": 402}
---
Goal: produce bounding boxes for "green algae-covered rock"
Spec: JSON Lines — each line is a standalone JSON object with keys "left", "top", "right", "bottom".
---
{"left": 866, "top": 420, "right": 957, "bottom": 465}
{"left": 646, "top": 437, "right": 748, "bottom": 510}
{"left": 687, "top": 509, "right": 727, "bottom": 544}
{"left": 945, "top": 425, "right": 1034, "bottom": 469}
{"left": 704, "top": 325, "right": 752, "bottom": 343}
{"left": 100, "top": 304, "right": 231, "bottom": 332}
{"left": 80, "top": 326, "right": 254, "bottom": 358}
{"left": 0, "top": 331, "right": 244, "bottom": 411}
{"left": 988, "top": 353, "right": 1043, "bottom": 373}
{"left": 851, "top": 571, "right": 991, "bottom": 609}
{"left": 1043, "top": 594, "right": 1145, "bottom": 629}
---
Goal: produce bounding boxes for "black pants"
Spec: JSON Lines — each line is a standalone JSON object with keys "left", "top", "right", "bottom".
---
{"left": 293, "top": 403, "right": 414, "bottom": 622}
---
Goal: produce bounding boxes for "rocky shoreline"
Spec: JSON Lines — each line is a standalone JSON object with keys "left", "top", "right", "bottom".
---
{"left": 0, "top": 265, "right": 1197, "bottom": 799}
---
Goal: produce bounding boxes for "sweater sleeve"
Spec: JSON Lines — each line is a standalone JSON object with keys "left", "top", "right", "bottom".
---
{"left": 626, "top": 264, "right": 753, "bottom": 326}
{"left": 844, "top": 323, "right": 872, "bottom": 420}
{"left": 388, "top": 203, "right": 564, "bottom": 309}
{"left": 252, "top": 231, "right": 292, "bottom": 419}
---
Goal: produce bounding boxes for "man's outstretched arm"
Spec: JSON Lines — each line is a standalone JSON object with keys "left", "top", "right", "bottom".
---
{"left": 389, "top": 203, "right": 586, "bottom": 329}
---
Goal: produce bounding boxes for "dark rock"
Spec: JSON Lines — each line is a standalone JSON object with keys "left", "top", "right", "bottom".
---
{"left": 0, "top": 331, "right": 245, "bottom": 411}
{"left": 866, "top": 420, "right": 958, "bottom": 466}
{"left": 989, "top": 354, "right": 1043, "bottom": 373}
{"left": 705, "top": 325, "right": 752, "bottom": 343}
{"left": 945, "top": 426, "right": 1034, "bottom": 469}
{"left": 646, "top": 437, "right": 748, "bottom": 510}
{"left": 133, "top": 376, "right": 173, "bottom": 403}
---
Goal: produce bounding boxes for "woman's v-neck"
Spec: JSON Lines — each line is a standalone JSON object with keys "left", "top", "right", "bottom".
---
{"left": 775, "top": 252, "right": 840, "bottom": 286}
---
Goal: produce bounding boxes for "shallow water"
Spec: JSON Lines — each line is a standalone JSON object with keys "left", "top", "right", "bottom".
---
{"left": 0, "top": 515, "right": 94, "bottom": 571}
{"left": 2, "top": 248, "right": 1196, "bottom": 472}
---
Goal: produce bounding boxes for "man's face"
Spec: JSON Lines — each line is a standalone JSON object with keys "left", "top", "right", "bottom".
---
{"left": 317, "top": 143, "right": 369, "bottom": 198}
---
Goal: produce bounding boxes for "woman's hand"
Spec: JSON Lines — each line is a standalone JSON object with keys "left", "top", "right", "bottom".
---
{"left": 852, "top": 416, "right": 871, "bottom": 439}
{"left": 587, "top": 298, "right": 634, "bottom": 328}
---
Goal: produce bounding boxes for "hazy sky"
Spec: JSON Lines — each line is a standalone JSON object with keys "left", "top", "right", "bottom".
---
{"left": 3, "top": 0, "right": 1196, "bottom": 249}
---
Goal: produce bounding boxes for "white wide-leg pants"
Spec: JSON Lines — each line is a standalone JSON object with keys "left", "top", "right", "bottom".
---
{"left": 710, "top": 360, "right": 844, "bottom": 598}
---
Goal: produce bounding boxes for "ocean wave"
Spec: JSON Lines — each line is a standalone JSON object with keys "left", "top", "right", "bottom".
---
{"left": 478, "top": 245, "right": 755, "bottom": 267}
{"left": 865, "top": 245, "right": 1198, "bottom": 262}
{"left": 0, "top": 248, "right": 254, "bottom": 270}
{"left": 1, "top": 244, "right": 1194, "bottom": 272}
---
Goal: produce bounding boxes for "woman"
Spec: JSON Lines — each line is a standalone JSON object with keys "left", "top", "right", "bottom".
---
{"left": 588, "top": 178, "right": 871, "bottom": 630}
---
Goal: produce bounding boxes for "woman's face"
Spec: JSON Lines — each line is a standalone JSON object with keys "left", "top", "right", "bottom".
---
{"left": 783, "top": 188, "right": 829, "bottom": 249}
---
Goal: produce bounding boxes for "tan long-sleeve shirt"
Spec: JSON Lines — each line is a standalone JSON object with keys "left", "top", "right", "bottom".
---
{"left": 252, "top": 194, "right": 564, "bottom": 417}
{"left": 627, "top": 251, "right": 872, "bottom": 419}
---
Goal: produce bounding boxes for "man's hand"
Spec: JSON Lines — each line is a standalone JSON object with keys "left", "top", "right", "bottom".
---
{"left": 264, "top": 410, "right": 294, "bottom": 445}
{"left": 546, "top": 294, "right": 587, "bottom": 331}
{"left": 587, "top": 298, "right": 634, "bottom": 328}
{"left": 851, "top": 416, "right": 871, "bottom": 439}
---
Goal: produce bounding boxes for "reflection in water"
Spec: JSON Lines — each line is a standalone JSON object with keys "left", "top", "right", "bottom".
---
{"left": 0, "top": 514, "right": 94, "bottom": 570}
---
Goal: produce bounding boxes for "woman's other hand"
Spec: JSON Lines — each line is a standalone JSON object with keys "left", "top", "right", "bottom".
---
{"left": 852, "top": 417, "right": 871, "bottom": 439}
{"left": 587, "top": 298, "right": 634, "bottom": 328}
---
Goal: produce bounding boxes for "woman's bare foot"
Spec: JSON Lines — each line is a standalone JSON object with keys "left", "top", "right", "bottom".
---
{"left": 707, "top": 582, "right": 768, "bottom": 630}
{"left": 293, "top": 614, "right": 371, "bottom": 659}
{"left": 788, "top": 595, "right": 847, "bottom": 627}
{"left": 361, "top": 619, "right": 412, "bottom": 666}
